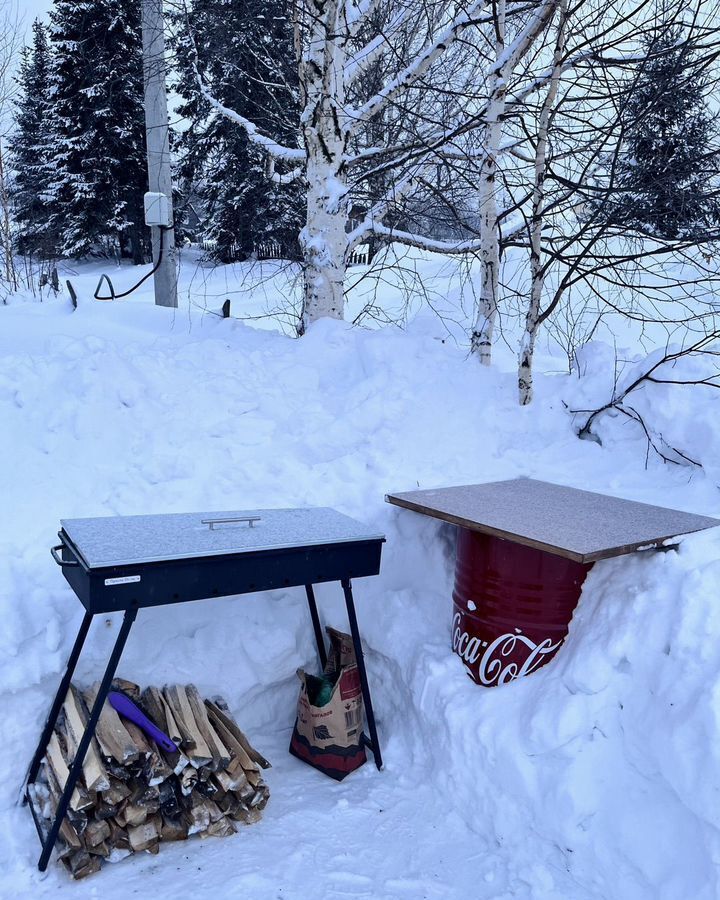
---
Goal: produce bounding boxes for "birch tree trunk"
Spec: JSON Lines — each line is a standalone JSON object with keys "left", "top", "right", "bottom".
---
{"left": 297, "top": 0, "right": 350, "bottom": 334}
{"left": 0, "top": 140, "right": 16, "bottom": 292}
{"left": 518, "top": 0, "right": 567, "bottom": 404}
{"left": 470, "top": 0, "right": 506, "bottom": 367}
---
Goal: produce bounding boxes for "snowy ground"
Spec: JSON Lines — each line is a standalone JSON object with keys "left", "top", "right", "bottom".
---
{"left": 2, "top": 251, "right": 720, "bottom": 899}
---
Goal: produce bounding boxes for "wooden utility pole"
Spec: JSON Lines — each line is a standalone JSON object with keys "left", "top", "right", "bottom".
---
{"left": 141, "top": 0, "right": 178, "bottom": 308}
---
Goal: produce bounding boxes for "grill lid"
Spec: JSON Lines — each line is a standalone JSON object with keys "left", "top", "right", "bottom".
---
{"left": 61, "top": 507, "right": 385, "bottom": 569}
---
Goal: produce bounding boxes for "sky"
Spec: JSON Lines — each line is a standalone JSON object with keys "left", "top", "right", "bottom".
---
{"left": 19, "top": 0, "right": 52, "bottom": 35}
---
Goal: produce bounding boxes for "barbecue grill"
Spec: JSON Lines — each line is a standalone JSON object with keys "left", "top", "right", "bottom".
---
{"left": 25, "top": 507, "right": 386, "bottom": 871}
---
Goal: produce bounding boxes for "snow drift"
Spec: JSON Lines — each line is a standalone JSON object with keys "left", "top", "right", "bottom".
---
{"left": 2, "top": 290, "right": 719, "bottom": 899}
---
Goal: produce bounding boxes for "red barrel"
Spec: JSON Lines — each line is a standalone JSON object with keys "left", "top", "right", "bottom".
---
{"left": 452, "top": 529, "right": 592, "bottom": 687}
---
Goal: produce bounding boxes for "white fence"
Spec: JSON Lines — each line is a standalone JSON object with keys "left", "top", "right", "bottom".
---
{"left": 198, "top": 238, "right": 371, "bottom": 266}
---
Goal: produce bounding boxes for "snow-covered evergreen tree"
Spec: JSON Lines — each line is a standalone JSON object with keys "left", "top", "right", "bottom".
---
{"left": 174, "top": 0, "right": 303, "bottom": 262}
{"left": 610, "top": 22, "right": 720, "bottom": 240}
{"left": 9, "top": 20, "right": 57, "bottom": 259}
{"left": 47, "top": 0, "right": 149, "bottom": 262}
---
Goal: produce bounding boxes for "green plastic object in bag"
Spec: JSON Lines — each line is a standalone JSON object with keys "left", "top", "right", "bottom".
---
{"left": 305, "top": 672, "right": 335, "bottom": 707}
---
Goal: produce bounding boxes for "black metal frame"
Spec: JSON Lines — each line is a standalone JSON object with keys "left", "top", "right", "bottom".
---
{"left": 24, "top": 533, "right": 384, "bottom": 872}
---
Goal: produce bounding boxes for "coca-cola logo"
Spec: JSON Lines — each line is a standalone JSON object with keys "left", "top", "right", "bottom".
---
{"left": 452, "top": 612, "right": 563, "bottom": 686}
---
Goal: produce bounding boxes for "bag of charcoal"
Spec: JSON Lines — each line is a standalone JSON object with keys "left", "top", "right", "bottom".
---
{"left": 289, "top": 627, "right": 366, "bottom": 780}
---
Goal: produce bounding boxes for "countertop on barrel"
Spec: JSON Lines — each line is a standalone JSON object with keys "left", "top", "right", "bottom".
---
{"left": 385, "top": 478, "right": 720, "bottom": 563}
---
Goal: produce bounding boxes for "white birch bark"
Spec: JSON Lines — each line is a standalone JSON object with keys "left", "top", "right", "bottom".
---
{"left": 518, "top": 0, "right": 567, "bottom": 404}
{"left": 470, "top": 0, "right": 506, "bottom": 367}
{"left": 297, "top": 0, "right": 351, "bottom": 333}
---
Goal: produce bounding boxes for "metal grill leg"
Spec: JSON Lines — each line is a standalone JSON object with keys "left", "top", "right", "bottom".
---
{"left": 37, "top": 607, "right": 138, "bottom": 872}
{"left": 305, "top": 584, "right": 327, "bottom": 669}
{"left": 341, "top": 578, "right": 383, "bottom": 770}
{"left": 25, "top": 610, "right": 93, "bottom": 792}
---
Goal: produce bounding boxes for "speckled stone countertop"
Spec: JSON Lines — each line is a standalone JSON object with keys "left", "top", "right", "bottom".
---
{"left": 385, "top": 478, "right": 720, "bottom": 563}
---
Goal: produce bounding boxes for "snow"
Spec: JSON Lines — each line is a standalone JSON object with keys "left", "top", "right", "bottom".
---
{"left": 2, "top": 251, "right": 720, "bottom": 899}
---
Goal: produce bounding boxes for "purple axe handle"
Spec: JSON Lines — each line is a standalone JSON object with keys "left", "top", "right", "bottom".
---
{"left": 108, "top": 691, "right": 178, "bottom": 753}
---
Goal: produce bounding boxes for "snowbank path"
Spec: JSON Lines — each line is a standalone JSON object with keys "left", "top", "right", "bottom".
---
{"left": 2, "top": 294, "right": 720, "bottom": 899}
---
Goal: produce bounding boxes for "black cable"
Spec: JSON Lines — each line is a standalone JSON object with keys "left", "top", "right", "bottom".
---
{"left": 94, "top": 225, "right": 170, "bottom": 301}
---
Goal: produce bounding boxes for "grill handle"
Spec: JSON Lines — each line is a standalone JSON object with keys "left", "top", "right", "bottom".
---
{"left": 201, "top": 516, "right": 262, "bottom": 530}
{"left": 51, "top": 542, "right": 79, "bottom": 567}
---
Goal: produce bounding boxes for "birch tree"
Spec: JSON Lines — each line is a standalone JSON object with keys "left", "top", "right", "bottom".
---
{"left": 186, "top": 0, "right": 559, "bottom": 343}
{"left": 517, "top": 0, "right": 568, "bottom": 403}
{"left": 505, "top": 0, "right": 720, "bottom": 403}
{"left": 0, "top": 6, "right": 21, "bottom": 297}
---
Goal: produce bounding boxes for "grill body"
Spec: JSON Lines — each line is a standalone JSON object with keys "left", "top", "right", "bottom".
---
{"left": 54, "top": 507, "right": 385, "bottom": 613}
{"left": 58, "top": 530, "right": 383, "bottom": 614}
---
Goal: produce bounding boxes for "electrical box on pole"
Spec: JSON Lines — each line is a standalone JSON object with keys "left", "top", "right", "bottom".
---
{"left": 141, "top": 0, "right": 178, "bottom": 308}
{"left": 144, "top": 192, "right": 172, "bottom": 227}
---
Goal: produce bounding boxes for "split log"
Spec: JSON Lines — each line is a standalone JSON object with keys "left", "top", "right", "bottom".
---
{"left": 213, "top": 766, "right": 250, "bottom": 796}
{"left": 143, "top": 750, "right": 172, "bottom": 786}
{"left": 87, "top": 841, "right": 111, "bottom": 859}
{"left": 106, "top": 846, "right": 133, "bottom": 864}
{"left": 163, "top": 685, "right": 213, "bottom": 767}
{"left": 107, "top": 819, "right": 131, "bottom": 852}
{"left": 156, "top": 689, "right": 191, "bottom": 774}
{"left": 205, "top": 705, "right": 263, "bottom": 791}
{"left": 127, "top": 779, "right": 159, "bottom": 816}
{"left": 139, "top": 687, "right": 168, "bottom": 732}
{"left": 46, "top": 732, "right": 94, "bottom": 812}
{"left": 62, "top": 686, "right": 111, "bottom": 792}
{"left": 103, "top": 760, "right": 132, "bottom": 782}
{"left": 127, "top": 814, "right": 161, "bottom": 853}
{"left": 63, "top": 850, "right": 101, "bottom": 879}
{"left": 204, "top": 706, "right": 257, "bottom": 772}
{"left": 249, "top": 787, "right": 270, "bottom": 810}
{"left": 94, "top": 801, "right": 119, "bottom": 821}
{"left": 120, "top": 719, "right": 152, "bottom": 758}
{"left": 157, "top": 690, "right": 182, "bottom": 744}
{"left": 84, "top": 683, "right": 139, "bottom": 765}
{"left": 116, "top": 803, "right": 148, "bottom": 829}
{"left": 33, "top": 779, "right": 85, "bottom": 856}
{"left": 179, "top": 766, "right": 198, "bottom": 796}
{"left": 160, "top": 815, "right": 188, "bottom": 842}
{"left": 185, "top": 795, "right": 214, "bottom": 835}
{"left": 84, "top": 818, "right": 111, "bottom": 849}
{"left": 111, "top": 678, "right": 141, "bottom": 702}
{"left": 185, "top": 685, "right": 231, "bottom": 768}
{"left": 231, "top": 806, "right": 262, "bottom": 826}
{"left": 101, "top": 778, "right": 131, "bottom": 806}
{"left": 205, "top": 816, "right": 236, "bottom": 838}
{"left": 44, "top": 762, "right": 89, "bottom": 836}
{"left": 158, "top": 780, "right": 181, "bottom": 818}
{"left": 117, "top": 719, "right": 171, "bottom": 785}
{"left": 208, "top": 697, "right": 271, "bottom": 768}
{"left": 216, "top": 790, "right": 241, "bottom": 818}
{"left": 136, "top": 688, "right": 184, "bottom": 781}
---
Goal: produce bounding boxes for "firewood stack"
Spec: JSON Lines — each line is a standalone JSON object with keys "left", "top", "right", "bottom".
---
{"left": 28, "top": 679, "right": 271, "bottom": 879}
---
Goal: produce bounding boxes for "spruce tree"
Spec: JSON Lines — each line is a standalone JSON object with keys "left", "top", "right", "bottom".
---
{"left": 9, "top": 20, "right": 57, "bottom": 259}
{"left": 610, "top": 22, "right": 720, "bottom": 240}
{"left": 174, "top": 0, "right": 304, "bottom": 262}
{"left": 47, "top": 0, "right": 149, "bottom": 262}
